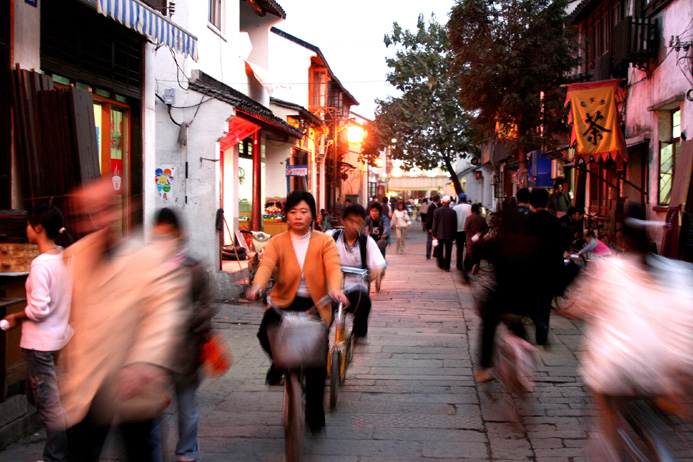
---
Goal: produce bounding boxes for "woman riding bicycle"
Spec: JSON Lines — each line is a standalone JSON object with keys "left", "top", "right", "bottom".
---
{"left": 247, "top": 191, "right": 348, "bottom": 434}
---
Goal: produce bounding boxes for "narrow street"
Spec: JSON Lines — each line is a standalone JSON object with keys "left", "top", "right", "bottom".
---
{"left": 3, "top": 226, "right": 692, "bottom": 461}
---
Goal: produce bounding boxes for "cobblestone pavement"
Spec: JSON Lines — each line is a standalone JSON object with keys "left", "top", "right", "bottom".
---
{"left": 3, "top": 226, "right": 693, "bottom": 461}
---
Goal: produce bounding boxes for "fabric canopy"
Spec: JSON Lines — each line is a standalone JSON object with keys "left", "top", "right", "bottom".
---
{"left": 96, "top": 0, "right": 198, "bottom": 61}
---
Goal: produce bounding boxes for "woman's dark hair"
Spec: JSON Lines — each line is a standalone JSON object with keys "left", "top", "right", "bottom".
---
{"left": 396, "top": 200, "right": 405, "bottom": 210}
{"left": 471, "top": 203, "right": 481, "bottom": 214}
{"left": 28, "top": 204, "right": 73, "bottom": 247}
{"left": 529, "top": 188, "right": 549, "bottom": 209}
{"left": 368, "top": 202, "right": 382, "bottom": 213}
{"left": 155, "top": 207, "right": 182, "bottom": 232}
{"left": 343, "top": 204, "right": 366, "bottom": 220}
{"left": 585, "top": 230, "right": 596, "bottom": 238}
{"left": 285, "top": 191, "right": 317, "bottom": 220}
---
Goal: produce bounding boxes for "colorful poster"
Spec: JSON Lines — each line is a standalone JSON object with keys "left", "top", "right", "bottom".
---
{"left": 155, "top": 165, "right": 177, "bottom": 201}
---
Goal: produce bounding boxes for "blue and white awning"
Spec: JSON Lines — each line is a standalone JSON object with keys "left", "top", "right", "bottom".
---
{"left": 96, "top": 0, "right": 198, "bottom": 61}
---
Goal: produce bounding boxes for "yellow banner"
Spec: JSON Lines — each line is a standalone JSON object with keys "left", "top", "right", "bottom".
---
{"left": 569, "top": 85, "right": 622, "bottom": 156}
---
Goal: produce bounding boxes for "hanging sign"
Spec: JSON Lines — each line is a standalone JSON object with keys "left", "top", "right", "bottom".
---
{"left": 565, "top": 79, "right": 627, "bottom": 162}
{"left": 286, "top": 165, "right": 308, "bottom": 176}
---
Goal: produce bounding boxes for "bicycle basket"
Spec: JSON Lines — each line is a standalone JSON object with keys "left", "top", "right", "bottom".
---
{"left": 268, "top": 312, "right": 328, "bottom": 370}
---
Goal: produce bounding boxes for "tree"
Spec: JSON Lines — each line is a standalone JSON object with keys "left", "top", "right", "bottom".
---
{"left": 365, "top": 15, "right": 473, "bottom": 194}
{"left": 447, "top": 0, "right": 580, "bottom": 184}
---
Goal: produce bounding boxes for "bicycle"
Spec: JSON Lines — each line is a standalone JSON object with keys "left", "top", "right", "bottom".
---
{"left": 590, "top": 395, "right": 693, "bottom": 461}
{"left": 329, "top": 266, "right": 369, "bottom": 409}
{"left": 264, "top": 299, "right": 329, "bottom": 462}
{"left": 472, "top": 281, "right": 539, "bottom": 432}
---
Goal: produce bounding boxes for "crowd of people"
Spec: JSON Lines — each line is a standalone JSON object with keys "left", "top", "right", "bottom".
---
{"left": 3, "top": 180, "right": 692, "bottom": 461}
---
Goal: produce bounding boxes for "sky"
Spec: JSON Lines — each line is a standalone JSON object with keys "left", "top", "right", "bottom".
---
{"left": 274, "top": 0, "right": 457, "bottom": 120}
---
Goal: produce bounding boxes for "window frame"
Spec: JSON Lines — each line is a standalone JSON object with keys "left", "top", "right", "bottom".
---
{"left": 657, "top": 108, "right": 681, "bottom": 206}
{"left": 209, "top": 0, "right": 223, "bottom": 31}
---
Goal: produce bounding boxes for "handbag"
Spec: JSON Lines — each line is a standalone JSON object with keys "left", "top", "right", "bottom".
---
{"left": 200, "top": 332, "right": 233, "bottom": 377}
{"left": 268, "top": 310, "right": 328, "bottom": 370}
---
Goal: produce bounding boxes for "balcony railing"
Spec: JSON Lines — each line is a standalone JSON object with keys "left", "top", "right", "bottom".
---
{"left": 612, "top": 16, "right": 658, "bottom": 69}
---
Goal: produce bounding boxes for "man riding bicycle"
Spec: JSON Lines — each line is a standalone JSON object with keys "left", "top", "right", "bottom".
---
{"left": 327, "top": 205, "right": 386, "bottom": 341}
{"left": 363, "top": 202, "right": 390, "bottom": 257}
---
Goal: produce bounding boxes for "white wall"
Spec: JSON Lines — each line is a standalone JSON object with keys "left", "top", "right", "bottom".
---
{"left": 268, "top": 32, "right": 316, "bottom": 106}
{"left": 12, "top": 0, "right": 40, "bottom": 69}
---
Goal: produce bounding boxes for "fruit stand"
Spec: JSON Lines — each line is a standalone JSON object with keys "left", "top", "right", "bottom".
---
{"left": 263, "top": 198, "right": 288, "bottom": 236}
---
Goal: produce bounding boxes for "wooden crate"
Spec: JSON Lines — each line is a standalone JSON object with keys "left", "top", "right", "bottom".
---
{"left": 0, "top": 244, "right": 39, "bottom": 273}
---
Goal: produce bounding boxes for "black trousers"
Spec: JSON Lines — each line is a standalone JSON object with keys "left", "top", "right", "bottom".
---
{"left": 257, "top": 297, "right": 327, "bottom": 427}
{"left": 436, "top": 239, "right": 453, "bottom": 270}
{"left": 333, "top": 288, "right": 371, "bottom": 337}
{"left": 66, "top": 413, "right": 161, "bottom": 462}
{"left": 478, "top": 289, "right": 536, "bottom": 369}
{"left": 455, "top": 231, "right": 466, "bottom": 270}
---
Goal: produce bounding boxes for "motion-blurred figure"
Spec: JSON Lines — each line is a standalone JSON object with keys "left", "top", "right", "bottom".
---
{"left": 152, "top": 208, "right": 215, "bottom": 462}
{"left": 60, "top": 178, "right": 188, "bottom": 462}
{"left": 572, "top": 204, "right": 693, "bottom": 458}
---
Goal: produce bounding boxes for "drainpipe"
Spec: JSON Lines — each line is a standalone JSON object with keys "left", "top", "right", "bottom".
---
{"left": 251, "top": 130, "right": 262, "bottom": 231}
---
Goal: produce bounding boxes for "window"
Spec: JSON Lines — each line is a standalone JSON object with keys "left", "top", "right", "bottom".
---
{"left": 658, "top": 109, "right": 681, "bottom": 205}
{"left": 583, "top": 0, "right": 624, "bottom": 71}
{"left": 142, "top": 0, "right": 168, "bottom": 15}
{"left": 209, "top": 0, "right": 222, "bottom": 30}
{"left": 309, "top": 68, "right": 327, "bottom": 110}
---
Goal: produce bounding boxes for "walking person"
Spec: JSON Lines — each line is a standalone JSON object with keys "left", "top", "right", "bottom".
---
{"left": 60, "top": 178, "right": 189, "bottom": 462}
{"left": 381, "top": 196, "right": 391, "bottom": 220}
{"left": 527, "top": 188, "right": 571, "bottom": 345}
{"left": 424, "top": 194, "right": 441, "bottom": 260}
{"left": 391, "top": 200, "right": 412, "bottom": 255}
{"left": 431, "top": 196, "right": 457, "bottom": 271}
{"left": 152, "top": 208, "right": 215, "bottom": 462}
{"left": 2, "top": 205, "right": 73, "bottom": 462}
{"left": 419, "top": 198, "right": 429, "bottom": 231}
{"left": 453, "top": 193, "right": 472, "bottom": 271}
{"left": 248, "top": 191, "right": 348, "bottom": 434}
{"left": 464, "top": 204, "right": 489, "bottom": 276}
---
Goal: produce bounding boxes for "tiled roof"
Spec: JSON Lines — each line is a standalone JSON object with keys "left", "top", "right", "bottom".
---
{"left": 270, "top": 27, "right": 359, "bottom": 106}
{"left": 244, "top": 0, "right": 286, "bottom": 19}
{"left": 567, "top": 0, "right": 602, "bottom": 23}
{"left": 190, "top": 70, "right": 303, "bottom": 139}
{"left": 270, "top": 97, "right": 326, "bottom": 129}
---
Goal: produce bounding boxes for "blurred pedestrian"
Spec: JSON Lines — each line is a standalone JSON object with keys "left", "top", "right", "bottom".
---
{"left": 464, "top": 203, "right": 489, "bottom": 275}
{"left": 2, "top": 205, "right": 73, "bottom": 462}
{"left": 571, "top": 204, "right": 693, "bottom": 456}
{"left": 419, "top": 198, "right": 429, "bottom": 230}
{"left": 60, "top": 178, "right": 188, "bottom": 462}
{"left": 391, "top": 200, "right": 412, "bottom": 255}
{"left": 431, "top": 196, "right": 457, "bottom": 271}
{"left": 527, "top": 188, "right": 571, "bottom": 345}
{"left": 453, "top": 194, "right": 472, "bottom": 272}
{"left": 334, "top": 197, "right": 345, "bottom": 223}
{"left": 381, "top": 196, "right": 391, "bottom": 220}
{"left": 152, "top": 208, "right": 215, "bottom": 462}
{"left": 424, "top": 194, "right": 441, "bottom": 259}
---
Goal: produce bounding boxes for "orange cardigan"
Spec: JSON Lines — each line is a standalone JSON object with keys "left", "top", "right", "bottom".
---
{"left": 253, "top": 230, "right": 342, "bottom": 324}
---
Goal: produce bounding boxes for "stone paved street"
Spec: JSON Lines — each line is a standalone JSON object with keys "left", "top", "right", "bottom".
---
{"left": 3, "top": 226, "right": 693, "bottom": 461}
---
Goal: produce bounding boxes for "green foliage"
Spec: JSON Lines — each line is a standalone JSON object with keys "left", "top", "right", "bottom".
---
{"left": 366, "top": 14, "right": 473, "bottom": 192}
{"left": 447, "top": 0, "right": 580, "bottom": 155}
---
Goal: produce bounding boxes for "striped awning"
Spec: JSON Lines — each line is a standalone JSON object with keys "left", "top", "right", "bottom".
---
{"left": 96, "top": 0, "right": 198, "bottom": 61}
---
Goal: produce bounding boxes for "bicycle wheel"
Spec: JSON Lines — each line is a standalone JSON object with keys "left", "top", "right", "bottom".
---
{"left": 284, "top": 372, "right": 303, "bottom": 462}
{"left": 340, "top": 335, "right": 352, "bottom": 385}
{"left": 329, "top": 350, "right": 340, "bottom": 409}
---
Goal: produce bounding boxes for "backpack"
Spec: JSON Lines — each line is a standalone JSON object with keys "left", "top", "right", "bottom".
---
{"left": 332, "top": 230, "right": 368, "bottom": 269}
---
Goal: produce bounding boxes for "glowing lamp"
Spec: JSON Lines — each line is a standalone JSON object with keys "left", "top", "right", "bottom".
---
{"left": 347, "top": 125, "right": 364, "bottom": 143}
{"left": 371, "top": 157, "right": 385, "bottom": 168}
{"left": 391, "top": 166, "right": 403, "bottom": 178}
